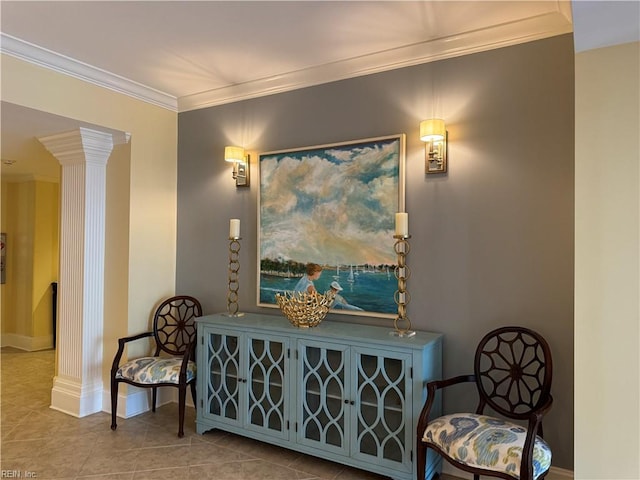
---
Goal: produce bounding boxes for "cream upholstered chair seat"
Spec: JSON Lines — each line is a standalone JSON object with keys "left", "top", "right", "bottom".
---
{"left": 115, "top": 356, "right": 196, "bottom": 384}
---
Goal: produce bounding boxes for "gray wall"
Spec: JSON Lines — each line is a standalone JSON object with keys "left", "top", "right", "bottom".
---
{"left": 177, "top": 34, "right": 574, "bottom": 469}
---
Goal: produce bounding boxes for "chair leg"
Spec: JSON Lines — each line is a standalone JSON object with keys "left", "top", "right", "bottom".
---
{"left": 152, "top": 387, "right": 157, "bottom": 412}
{"left": 110, "top": 378, "right": 118, "bottom": 431}
{"left": 178, "top": 385, "right": 187, "bottom": 438}
{"left": 416, "top": 442, "right": 426, "bottom": 480}
{"left": 190, "top": 381, "right": 197, "bottom": 412}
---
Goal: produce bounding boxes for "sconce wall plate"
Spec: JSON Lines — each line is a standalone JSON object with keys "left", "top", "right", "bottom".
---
{"left": 235, "top": 155, "right": 250, "bottom": 187}
{"left": 225, "top": 145, "right": 250, "bottom": 187}
{"left": 420, "top": 119, "right": 448, "bottom": 175}
{"left": 425, "top": 131, "right": 447, "bottom": 174}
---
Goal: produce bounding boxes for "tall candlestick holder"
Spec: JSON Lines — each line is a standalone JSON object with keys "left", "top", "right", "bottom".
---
{"left": 223, "top": 236, "right": 244, "bottom": 317}
{"left": 390, "top": 234, "right": 416, "bottom": 337}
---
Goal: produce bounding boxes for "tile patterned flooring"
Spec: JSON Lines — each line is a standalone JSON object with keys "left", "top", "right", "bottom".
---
{"left": 0, "top": 348, "right": 457, "bottom": 480}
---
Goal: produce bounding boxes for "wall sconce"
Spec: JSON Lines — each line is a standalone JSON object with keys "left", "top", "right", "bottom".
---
{"left": 420, "top": 119, "right": 448, "bottom": 174}
{"left": 224, "top": 145, "right": 250, "bottom": 187}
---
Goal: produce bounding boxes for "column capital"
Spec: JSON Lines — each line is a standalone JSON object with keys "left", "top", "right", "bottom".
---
{"left": 39, "top": 127, "right": 114, "bottom": 167}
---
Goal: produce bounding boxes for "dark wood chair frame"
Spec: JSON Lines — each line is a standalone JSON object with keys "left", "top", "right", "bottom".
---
{"left": 110, "top": 295, "right": 202, "bottom": 437}
{"left": 416, "top": 326, "right": 553, "bottom": 480}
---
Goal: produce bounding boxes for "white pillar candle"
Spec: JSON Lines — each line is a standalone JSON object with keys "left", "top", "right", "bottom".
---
{"left": 229, "top": 218, "right": 240, "bottom": 238}
{"left": 395, "top": 212, "right": 408, "bottom": 236}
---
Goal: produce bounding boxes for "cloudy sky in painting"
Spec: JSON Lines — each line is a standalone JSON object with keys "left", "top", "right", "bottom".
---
{"left": 259, "top": 137, "right": 402, "bottom": 267}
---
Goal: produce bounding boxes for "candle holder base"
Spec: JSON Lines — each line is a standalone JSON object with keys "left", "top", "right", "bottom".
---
{"left": 389, "top": 330, "right": 416, "bottom": 338}
{"left": 222, "top": 312, "right": 245, "bottom": 318}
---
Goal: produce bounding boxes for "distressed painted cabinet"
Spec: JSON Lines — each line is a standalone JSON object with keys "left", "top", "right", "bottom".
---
{"left": 196, "top": 313, "right": 443, "bottom": 480}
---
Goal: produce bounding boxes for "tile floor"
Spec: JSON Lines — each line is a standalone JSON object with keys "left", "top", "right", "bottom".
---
{"left": 0, "top": 348, "right": 458, "bottom": 480}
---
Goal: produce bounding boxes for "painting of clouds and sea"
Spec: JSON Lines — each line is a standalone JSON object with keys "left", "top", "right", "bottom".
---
{"left": 258, "top": 134, "right": 405, "bottom": 317}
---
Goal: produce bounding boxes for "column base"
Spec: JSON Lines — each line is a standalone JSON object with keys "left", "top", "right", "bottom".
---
{"left": 50, "top": 376, "right": 103, "bottom": 417}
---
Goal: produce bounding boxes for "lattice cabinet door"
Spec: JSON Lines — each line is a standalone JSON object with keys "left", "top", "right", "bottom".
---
{"left": 351, "top": 347, "right": 413, "bottom": 473}
{"left": 245, "top": 333, "right": 290, "bottom": 440}
{"left": 201, "top": 327, "right": 243, "bottom": 428}
{"left": 297, "top": 339, "right": 351, "bottom": 457}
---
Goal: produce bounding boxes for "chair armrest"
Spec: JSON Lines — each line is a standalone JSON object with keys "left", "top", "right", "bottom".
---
{"left": 427, "top": 374, "right": 476, "bottom": 394}
{"left": 110, "top": 331, "right": 154, "bottom": 376}
{"left": 417, "top": 374, "right": 476, "bottom": 437}
{"left": 118, "top": 331, "right": 154, "bottom": 346}
{"left": 526, "top": 394, "right": 553, "bottom": 438}
{"left": 520, "top": 395, "right": 554, "bottom": 479}
{"left": 178, "top": 339, "right": 197, "bottom": 381}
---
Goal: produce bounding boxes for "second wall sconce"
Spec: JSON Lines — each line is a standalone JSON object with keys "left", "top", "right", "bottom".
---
{"left": 420, "top": 119, "right": 447, "bottom": 174}
{"left": 224, "top": 145, "right": 250, "bottom": 187}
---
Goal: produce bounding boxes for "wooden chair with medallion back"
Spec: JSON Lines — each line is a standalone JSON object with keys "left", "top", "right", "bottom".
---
{"left": 416, "top": 326, "right": 553, "bottom": 480}
{"left": 110, "top": 295, "right": 202, "bottom": 437}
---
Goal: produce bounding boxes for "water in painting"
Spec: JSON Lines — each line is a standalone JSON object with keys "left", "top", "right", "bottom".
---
{"left": 260, "top": 264, "right": 397, "bottom": 315}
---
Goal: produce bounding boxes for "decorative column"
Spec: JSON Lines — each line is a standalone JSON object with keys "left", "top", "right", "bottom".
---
{"left": 39, "top": 127, "right": 114, "bottom": 417}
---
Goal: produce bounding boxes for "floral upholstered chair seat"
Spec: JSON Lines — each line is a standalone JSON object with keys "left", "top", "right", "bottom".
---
{"left": 423, "top": 414, "right": 552, "bottom": 480}
{"left": 116, "top": 356, "right": 196, "bottom": 384}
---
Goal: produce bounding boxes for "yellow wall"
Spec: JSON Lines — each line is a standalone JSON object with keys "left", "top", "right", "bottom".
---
{"left": 1, "top": 54, "right": 178, "bottom": 382}
{"left": 0, "top": 180, "right": 34, "bottom": 337}
{"left": 32, "top": 180, "right": 59, "bottom": 339}
{"left": 0, "top": 178, "right": 58, "bottom": 348}
{"left": 0, "top": 183, "right": 4, "bottom": 331}
{"left": 2, "top": 180, "right": 35, "bottom": 337}
{"left": 575, "top": 41, "right": 640, "bottom": 478}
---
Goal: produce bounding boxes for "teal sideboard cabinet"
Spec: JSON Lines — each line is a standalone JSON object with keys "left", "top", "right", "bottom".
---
{"left": 196, "top": 313, "right": 443, "bottom": 480}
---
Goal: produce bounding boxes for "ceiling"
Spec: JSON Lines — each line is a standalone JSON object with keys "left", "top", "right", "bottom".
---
{"left": 2, "top": 1, "right": 575, "bottom": 111}
{"left": 0, "top": 1, "right": 583, "bottom": 179}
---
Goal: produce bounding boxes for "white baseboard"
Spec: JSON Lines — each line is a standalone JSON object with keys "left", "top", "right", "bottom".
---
{"left": 101, "top": 385, "right": 178, "bottom": 418}
{"left": 546, "top": 467, "right": 575, "bottom": 479}
{"left": 50, "top": 376, "right": 103, "bottom": 417}
{"left": 442, "top": 463, "right": 574, "bottom": 480}
{"left": 1, "top": 333, "right": 53, "bottom": 351}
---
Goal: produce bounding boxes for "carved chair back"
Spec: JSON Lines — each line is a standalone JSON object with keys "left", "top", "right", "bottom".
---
{"left": 474, "top": 326, "right": 553, "bottom": 423}
{"left": 152, "top": 295, "right": 202, "bottom": 357}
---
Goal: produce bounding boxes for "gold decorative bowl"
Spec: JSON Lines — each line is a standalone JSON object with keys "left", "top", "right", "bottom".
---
{"left": 275, "top": 290, "right": 336, "bottom": 328}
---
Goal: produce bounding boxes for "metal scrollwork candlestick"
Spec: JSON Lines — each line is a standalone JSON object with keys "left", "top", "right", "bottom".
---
{"left": 390, "top": 234, "right": 416, "bottom": 337}
{"left": 224, "top": 236, "right": 244, "bottom": 317}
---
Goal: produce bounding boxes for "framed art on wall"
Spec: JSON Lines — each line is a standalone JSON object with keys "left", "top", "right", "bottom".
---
{"left": 258, "top": 134, "right": 406, "bottom": 317}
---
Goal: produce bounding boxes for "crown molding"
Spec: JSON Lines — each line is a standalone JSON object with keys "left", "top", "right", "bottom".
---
{"left": 1, "top": 5, "right": 572, "bottom": 114}
{"left": 0, "top": 33, "right": 178, "bottom": 111}
{"left": 179, "top": 9, "right": 573, "bottom": 111}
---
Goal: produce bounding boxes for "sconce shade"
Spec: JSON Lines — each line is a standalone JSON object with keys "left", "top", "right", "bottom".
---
{"left": 420, "top": 119, "right": 446, "bottom": 142}
{"left": 225, "top": 146, "right": 245, "bottom": 163}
